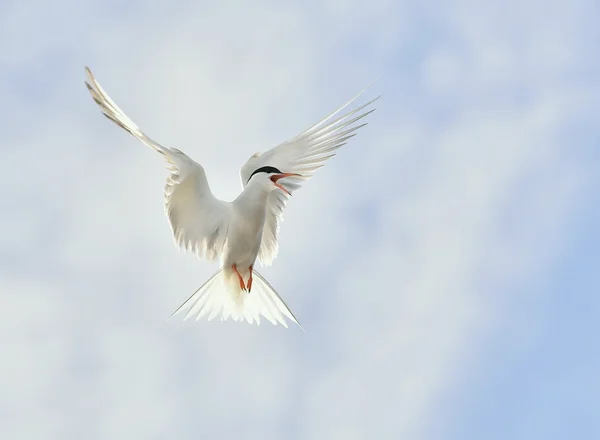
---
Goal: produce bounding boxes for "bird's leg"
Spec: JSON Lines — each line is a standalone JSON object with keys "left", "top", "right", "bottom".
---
{"left": 247, "top": 265, "right": 253, "bottom": 292}
{"left": 232, "top": 264, "right": 246, "bottom": 291}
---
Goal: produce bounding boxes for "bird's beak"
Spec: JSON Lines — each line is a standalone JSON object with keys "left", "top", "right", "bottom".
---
{"left": 270, "top": 173, "right": 301, "bottom": 196}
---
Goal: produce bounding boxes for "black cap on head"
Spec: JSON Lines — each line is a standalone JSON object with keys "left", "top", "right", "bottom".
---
{"left": 247, "top": 166, "right": 283, "bottom": 184}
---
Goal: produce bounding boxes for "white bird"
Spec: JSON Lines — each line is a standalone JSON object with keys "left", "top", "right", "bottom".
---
{"left": 84, "top": 66, "right": 379, "bottom": 328}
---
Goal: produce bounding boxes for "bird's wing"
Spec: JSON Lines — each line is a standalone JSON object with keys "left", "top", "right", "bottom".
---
{"left": 85, "top": 67, "right": 230, "bottom": 261}
{"left": 240, "top": 85, "right": 380, "bottom": 266}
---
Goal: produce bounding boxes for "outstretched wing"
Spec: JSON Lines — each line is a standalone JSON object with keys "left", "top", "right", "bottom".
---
{"left": 240, "top": 85, "right": 380, "bottom": 266}
{"left": 85, "top": 67, "right": 230, "bottom": 261}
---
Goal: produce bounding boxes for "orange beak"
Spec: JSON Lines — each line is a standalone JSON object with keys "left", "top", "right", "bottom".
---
{"left": 270, "top": 173, "right": 302, "bottom": 195}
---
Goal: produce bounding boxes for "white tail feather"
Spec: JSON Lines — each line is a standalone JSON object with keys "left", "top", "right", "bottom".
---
{"left": 169, "top": 269, "right": 302, "bottom": 329}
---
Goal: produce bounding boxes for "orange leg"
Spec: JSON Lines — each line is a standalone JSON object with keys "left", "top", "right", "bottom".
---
{"left": 232, "top": 264, "right": 246, "bottom": 291}
{"left": 247, "top": 265, "right": 253, "bottom": 292}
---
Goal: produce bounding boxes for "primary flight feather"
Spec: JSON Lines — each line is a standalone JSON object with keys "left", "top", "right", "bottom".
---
{"left": 84, "top": 66, "right": 379, "bottom": 328}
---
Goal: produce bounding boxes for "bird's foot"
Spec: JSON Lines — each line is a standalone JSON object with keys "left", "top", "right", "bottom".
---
{"left": 247, "top": 265, "right": 253, "bottom": 293}
{"left": 232, "top": 264, "right": 247, "bottom": 292}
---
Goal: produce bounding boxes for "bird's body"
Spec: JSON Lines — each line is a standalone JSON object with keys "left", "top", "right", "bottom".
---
{"left": 85, "top": 67, "right": 379, "bottom": 328}
{"left": 226, "top": 182, "right": 269, "bottom": 272}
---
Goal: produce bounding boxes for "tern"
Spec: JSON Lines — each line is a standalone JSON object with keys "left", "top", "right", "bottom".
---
{"left": 84, "top": 67, "right": 379, "bottom": 328}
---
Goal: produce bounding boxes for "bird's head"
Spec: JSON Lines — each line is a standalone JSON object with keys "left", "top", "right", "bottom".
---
{"left": 246, "top": 166, "right": 301, "bottom": 196}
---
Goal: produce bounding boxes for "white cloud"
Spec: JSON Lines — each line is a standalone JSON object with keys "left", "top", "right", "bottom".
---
{"left": 0, "top": 0, "right": 596, "bottom": 439}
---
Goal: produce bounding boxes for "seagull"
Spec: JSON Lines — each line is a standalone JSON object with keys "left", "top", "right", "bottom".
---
{"left": 84, "top": 67, "right": 379, "bottom": 328}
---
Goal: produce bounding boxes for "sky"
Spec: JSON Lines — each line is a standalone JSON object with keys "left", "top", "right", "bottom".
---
{"left": 1, "top": 0, "right": 599, "bottom": 439}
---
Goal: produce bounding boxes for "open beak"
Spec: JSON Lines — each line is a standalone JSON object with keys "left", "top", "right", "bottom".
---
{"left": 270, "top": 173, "right": 302, "bottom": 196}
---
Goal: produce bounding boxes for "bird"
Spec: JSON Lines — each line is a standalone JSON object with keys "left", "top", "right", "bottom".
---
{"left": 84, "top": 66, "right": 379, "bottom": 328}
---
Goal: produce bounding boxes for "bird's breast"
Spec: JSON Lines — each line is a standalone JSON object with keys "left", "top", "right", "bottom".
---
{"left": 222, "top": 205, "right": 266, "bottom": 267}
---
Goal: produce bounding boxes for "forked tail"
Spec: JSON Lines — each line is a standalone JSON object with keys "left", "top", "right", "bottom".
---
{"left": 169, "top": 268, "right": 302, "bottom": 329}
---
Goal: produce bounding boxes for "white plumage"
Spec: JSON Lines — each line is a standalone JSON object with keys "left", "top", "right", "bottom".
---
{"left": 85, "top": 67, "right": 379, "bottom": 328}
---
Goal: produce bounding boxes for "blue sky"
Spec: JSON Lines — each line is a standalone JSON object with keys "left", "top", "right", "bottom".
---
{"left": 1, "top": 0, "right": 599, "bottom": 439}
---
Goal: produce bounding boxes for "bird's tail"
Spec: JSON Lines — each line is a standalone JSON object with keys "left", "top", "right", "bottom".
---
{"left": 169, "top": 268, "right": 302, "bottom": 328}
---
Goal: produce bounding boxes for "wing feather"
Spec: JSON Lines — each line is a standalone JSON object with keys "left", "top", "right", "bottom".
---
{"left": 240, "top": 85, "right": 380, "bottom": 266}
{"left": 85, "top": 67, "right": 230, "bottom": 261}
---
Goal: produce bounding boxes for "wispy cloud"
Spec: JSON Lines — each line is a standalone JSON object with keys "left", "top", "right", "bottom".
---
{"left": 0, "top": 0, "right": 598, "bottom": 439}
